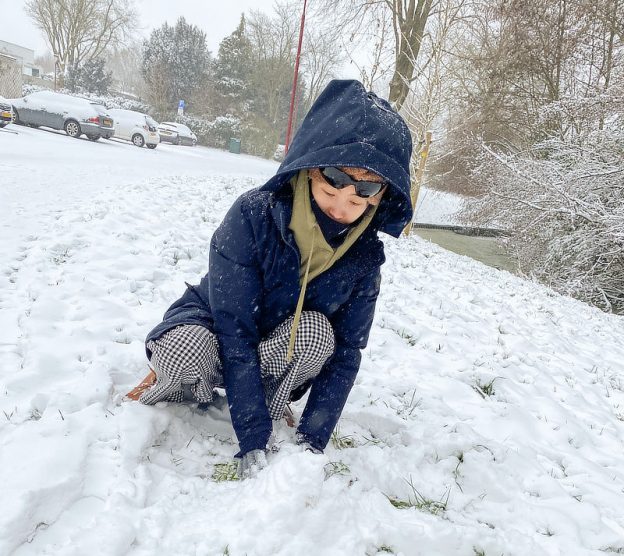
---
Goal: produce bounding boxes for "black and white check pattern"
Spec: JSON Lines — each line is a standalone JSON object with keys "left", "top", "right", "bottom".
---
{"left": 259, "top": 311, "right": 335, "bottom": 419}
{"left": 141, "top": 325, "right": 222, "bottom": 405}
{"left": 140, "top": 311, "right": 335, "bottom": 420}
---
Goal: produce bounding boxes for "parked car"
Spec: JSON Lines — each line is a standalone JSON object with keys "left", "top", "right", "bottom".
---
{"left": 9, "top": 91, "right": 114, "bottom": 141}
{"left": 109, "top": 108, "right": 160, "bottom": 149}
{"left": 157, "top": 122, "right": 197, "bottom": 146}
{"left": 0, "top": 96, "right": 12, "bottom": 127}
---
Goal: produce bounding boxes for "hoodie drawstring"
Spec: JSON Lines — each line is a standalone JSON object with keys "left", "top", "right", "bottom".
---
{"left": 287, "top": 227, "right": 316, "bottom": 363}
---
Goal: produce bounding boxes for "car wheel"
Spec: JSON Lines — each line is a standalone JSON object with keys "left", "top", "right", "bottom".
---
{"left": 86, "top": 135, "right": 100, "bottom": 141}
{"left": 65, "top": 120, "right": 81, "bottom": 138}
{"left": 147, "top": 143, "right": 157, "bottom": 149}
{"left": 132, "top": 133, "right": 145, "bottom": 147}
{"left": 0, "top": 122, "right": 6, "bottom": 128}
{"left": 192, "top": 139, "right": 197, "bottom": 146}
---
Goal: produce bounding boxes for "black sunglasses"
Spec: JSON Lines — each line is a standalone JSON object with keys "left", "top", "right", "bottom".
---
{"left": 318, "top": 166, "right": 386, "bottom": 198}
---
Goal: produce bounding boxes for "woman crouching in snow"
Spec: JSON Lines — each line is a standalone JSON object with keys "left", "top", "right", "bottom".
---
{"left": 127, "top": 79, "right": 413, "bottom": 478}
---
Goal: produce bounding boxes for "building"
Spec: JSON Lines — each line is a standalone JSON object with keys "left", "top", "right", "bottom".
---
{"left": 0, "top": 40, "right": 41, "bottom": 77}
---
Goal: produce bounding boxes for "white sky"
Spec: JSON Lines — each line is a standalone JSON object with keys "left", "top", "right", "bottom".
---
{"left": 0, "top": 0, "right": 285, "bottom": 57}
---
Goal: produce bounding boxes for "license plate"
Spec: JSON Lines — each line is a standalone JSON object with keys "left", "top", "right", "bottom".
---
{"left": 103, "top": 118, "right": 113, "bottom": 127}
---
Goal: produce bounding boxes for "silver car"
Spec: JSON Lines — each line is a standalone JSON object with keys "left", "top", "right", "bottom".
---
{"left": 10, "top": 91, "right": 114, "bottom": 141}
{"left": 157, "top": 122, "right": 197, "bottom": 146}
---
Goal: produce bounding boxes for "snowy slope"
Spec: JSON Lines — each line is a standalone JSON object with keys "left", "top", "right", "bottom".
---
{"left": 413, "top": 186, "right": 464, "bottom": 225}
{"left": 1, "top": 126, "right": 624, "bottom": 556}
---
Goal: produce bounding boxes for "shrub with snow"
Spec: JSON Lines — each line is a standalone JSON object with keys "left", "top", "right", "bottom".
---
{"left": 464, "top": 87, "right": 624, "bottom": 314}
{"left": 178, "top": 113, "right": 241, "bottom": 149}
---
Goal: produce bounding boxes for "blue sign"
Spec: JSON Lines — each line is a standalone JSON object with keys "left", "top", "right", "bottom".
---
{"left": 178, "top": 100, "right": 185, "bottom": 109}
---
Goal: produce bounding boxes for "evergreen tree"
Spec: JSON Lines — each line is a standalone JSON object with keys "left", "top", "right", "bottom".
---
{"left": 213, "top": 14, "right": 254, "bottom": 107}
{"left": 64, "top": 58, "right": 112, "bottom": 95}
{"left": 142, "top": 17, "right": 211, "bottom": 112}
{"left": 80, "top": 58, "right": 113, "bottom": 95}
{"left": 64, "top": 62, "right": 81, "bottom": 92}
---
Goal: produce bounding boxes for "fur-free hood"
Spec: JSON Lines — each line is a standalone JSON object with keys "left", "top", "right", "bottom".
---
{"left": 260, "top": 79, "right": 413, "bottom": 238}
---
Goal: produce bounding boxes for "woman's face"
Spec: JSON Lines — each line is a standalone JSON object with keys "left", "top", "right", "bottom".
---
{"left": 309, "top": 167, "right": 386, "bottom": 224}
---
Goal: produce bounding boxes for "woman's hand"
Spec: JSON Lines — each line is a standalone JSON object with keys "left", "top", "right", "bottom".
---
{"left": 237, "top": 449, "right": 268, "bottom": 479}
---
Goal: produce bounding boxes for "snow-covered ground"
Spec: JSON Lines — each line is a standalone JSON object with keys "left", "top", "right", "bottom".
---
{"left": 1, "top": 125, "right": 624, "bottom": 556}
{"left": 414, "top": 187, "right": 463, "bottom": 225}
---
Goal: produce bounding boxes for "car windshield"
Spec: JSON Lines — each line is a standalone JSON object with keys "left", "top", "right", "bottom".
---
{"left": 146, "top": 116, "right": 158, "bottom": 127}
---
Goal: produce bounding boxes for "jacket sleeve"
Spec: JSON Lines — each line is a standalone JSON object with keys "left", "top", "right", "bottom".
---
{"left": 296, "top": 267, "right": 381, "bottom": 452}
{"left": 208, "top": 197, "right": 272, "bottom": 457}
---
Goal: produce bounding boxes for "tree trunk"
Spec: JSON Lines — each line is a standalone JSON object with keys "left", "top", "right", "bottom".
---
{"left": 388, "top": 0, "right": 434, "bottom": 111}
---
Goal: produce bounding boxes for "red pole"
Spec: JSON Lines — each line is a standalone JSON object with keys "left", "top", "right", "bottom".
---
{"left": 284, "top": 0, "right": 307, "bottom": 154}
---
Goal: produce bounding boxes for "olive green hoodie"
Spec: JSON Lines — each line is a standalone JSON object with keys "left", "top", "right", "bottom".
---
{"left": 285, "top": 170, "right": 379, "bottom": 360}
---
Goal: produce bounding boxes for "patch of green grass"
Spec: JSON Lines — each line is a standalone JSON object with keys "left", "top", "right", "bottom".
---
{"left": 472, "top": 377, "right": 499, "bottom": 398}
{"left": 331, "top": 427, "right": 357, "bottom": 449}
{"left": 385, "top": 476, "right": 450, "bottom": 516}
{"left": 212, "top": 462, "right": 239, "bottom": 482}
{"left": 361, "top": 433, "right": 387, "bottom": 447}
{"left": 396, "top": 328, "right": 418, "bottom": 346}
{"left": 324, "top": 461, "right": 351, "bottom": 479}
{"left": 453, "top": 451, "right": 464, "bottom": 492}
{"left": 395, "top": 389, "right": 422, "bottom": 419}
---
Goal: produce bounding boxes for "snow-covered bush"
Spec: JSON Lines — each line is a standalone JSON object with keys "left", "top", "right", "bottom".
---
{"left": 240, "top": 116, "right": 281, "bottom": 158}
{"left": 464, "top": 90, "right": 624, "bottom": 313}
{"left": 178, "top": 114, "right": 241, "bottom": 149}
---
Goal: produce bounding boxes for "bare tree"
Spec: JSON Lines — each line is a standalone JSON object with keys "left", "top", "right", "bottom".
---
{"left": 34, "top": 51, "right": 56, "bottom": 74}
{"left": 25, "top": 0, "right": 137, "bottom": 83}
{"left": 246, "top": 3, "right": 300, "bottom": 153}
{"left": 300, "top": 26, "right": 346, "bottom": 110}
{"left": 575, "top": 0, "right": 624, "bottom": 129}
{"left": 402, "top": 0, "right": 470, "bottom": 134}
{"left": 387, "top": 0, "right": 435, "bottom": 109}
{"left": 108, "top": 42, "right": 146, "bottom": 97}
{"left": 424, "top": 0, "right": 622, "bottom": 194}
{"left": 315, "top": 0, "right": 436, "bottom": 110}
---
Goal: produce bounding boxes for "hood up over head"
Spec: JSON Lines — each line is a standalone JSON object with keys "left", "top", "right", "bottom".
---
{"left": 260, "top": 79, "right": 413, "bottom": 237}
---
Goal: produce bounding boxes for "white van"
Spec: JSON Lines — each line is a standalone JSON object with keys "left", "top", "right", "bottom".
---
{"left": 109, "top": 108, "right": 160, "bottom": 148}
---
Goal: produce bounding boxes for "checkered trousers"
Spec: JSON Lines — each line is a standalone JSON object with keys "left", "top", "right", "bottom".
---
{"left": 140, "top": 311, "right": 335, "bottom": 420}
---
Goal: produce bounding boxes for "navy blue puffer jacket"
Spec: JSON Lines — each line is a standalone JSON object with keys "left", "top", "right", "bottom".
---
{"left": 146, "top": 80, "right": 413, "bottom": 455}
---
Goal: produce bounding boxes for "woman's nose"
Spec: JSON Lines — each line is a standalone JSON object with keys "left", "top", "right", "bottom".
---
{"left": 328, "top": 203, "right": 346, "bottom": 221}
